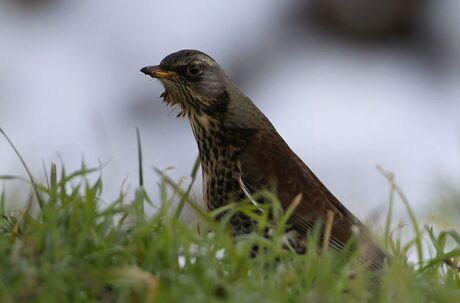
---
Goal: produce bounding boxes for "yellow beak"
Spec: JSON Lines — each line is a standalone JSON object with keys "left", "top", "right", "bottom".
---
{"left": 140, "top": 65, "right": 177, "bottom": 79}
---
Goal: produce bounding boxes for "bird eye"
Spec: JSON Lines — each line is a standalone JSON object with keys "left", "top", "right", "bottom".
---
{"left": 187, "top": 63, "right": 202, "bottom": 76}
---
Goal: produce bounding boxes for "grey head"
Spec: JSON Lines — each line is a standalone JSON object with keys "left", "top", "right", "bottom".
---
{"left": 141, "top": 49, "right": 233, "bottom": 118}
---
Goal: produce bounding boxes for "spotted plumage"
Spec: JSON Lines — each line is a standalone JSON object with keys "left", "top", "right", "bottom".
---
{"left": 189, "top": 106, "right": 257, "bottom": 235}
{"left": 141, "top": 49, "right": 388, "bottom": 269}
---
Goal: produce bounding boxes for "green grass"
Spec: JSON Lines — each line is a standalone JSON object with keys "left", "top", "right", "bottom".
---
{"left": 0, "top": 131, "right": 459, "bottom": 302}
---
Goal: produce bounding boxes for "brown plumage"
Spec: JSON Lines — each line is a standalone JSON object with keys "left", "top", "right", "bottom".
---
{"left": 141, "top": 49, "right": 387, "bottom": 270}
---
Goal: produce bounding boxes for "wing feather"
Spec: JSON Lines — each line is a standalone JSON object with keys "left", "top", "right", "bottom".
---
{"left": 237, "top": 127, "right": 387, "bottom": 269}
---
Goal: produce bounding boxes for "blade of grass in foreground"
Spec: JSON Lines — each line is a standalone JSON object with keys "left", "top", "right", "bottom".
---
{"left": 136, "top": 127, "right": 144, "bottom": 187}
{"left": 155, "top": 167, "right": 211, "bottom": 223}
{"left": 378, "top": 166, "right": 424, "bottom": 268}
{"left": 173, "top": 155, "right": 200, "bottom": 218}
{"left": 383, "top": 169, "right": 396, "bottom": 249}
{"left": 0, "top": 127, "right": 44, "bottom": 210}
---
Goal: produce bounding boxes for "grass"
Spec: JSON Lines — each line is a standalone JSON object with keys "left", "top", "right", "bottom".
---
{"left": 0, "top": 130, "right": 459, "bottom": 302}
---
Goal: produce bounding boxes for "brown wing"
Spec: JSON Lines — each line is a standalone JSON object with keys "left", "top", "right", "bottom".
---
{"left": 238, "top": 126, "right": 387, "bottom": 270}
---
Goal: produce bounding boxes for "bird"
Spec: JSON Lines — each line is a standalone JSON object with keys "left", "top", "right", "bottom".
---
{"left": 141, "top": 49, "right": 387, "bottom": 270}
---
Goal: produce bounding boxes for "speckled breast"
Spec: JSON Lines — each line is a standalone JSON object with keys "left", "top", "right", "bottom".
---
{"left": 189, "top": 114, "right": 257, "bottom": 235}
{"left": 189, "top": 115, "right": 244, "bottom": 211}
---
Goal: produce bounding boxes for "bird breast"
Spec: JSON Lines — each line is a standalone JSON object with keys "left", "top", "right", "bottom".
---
{"left": 189, "top": 114, "right": 244, "bottom": 211}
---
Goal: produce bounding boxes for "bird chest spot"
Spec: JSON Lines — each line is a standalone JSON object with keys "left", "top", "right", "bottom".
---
{"left": 194, "top": 114, "right": 215, "bottom": 131}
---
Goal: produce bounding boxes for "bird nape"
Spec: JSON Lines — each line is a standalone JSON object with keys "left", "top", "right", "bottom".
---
{"left": 141, "top": 49, "right": 388, "bottom": 270}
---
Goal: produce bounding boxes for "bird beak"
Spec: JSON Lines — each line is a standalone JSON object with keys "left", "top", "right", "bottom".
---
{"left": 140, "top": 65, "right": 177, "bottom": 79}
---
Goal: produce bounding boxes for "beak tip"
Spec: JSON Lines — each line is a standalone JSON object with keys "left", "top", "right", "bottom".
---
{"left": 140, "top": 67, "right": 150, "bottom": 75}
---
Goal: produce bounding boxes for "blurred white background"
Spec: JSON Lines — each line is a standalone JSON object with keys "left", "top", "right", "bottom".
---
{"left": 1, "top": 0, "right": 459, "bottom": 223}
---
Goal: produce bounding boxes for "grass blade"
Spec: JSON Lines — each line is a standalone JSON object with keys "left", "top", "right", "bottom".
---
{"left": 174, "top": 155, "right": 200, "bottom": 218}
{"left": 0, "top": 128, "right": 44, "bottom": 210}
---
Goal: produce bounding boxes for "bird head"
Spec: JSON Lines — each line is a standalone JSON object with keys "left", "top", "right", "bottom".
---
{"left": 141, "top": 50, "right": 231, "bottom": 118}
